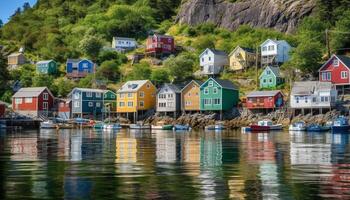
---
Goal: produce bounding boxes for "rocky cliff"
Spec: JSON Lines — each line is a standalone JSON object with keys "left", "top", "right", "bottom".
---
{"left": 176, "top": 0, "right": 316, "bottom": 33}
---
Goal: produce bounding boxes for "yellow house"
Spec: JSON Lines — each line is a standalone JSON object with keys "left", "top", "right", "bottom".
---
{"left": 116, "top": 80, "right": 156, "bottom": 116}
{"left": 229, "top": 46, "right": 257, "bottom": 71}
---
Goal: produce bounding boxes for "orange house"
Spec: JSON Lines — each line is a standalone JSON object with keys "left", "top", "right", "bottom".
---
{"left": 117, "top": 80, "right": 156, "bottom": 119}
{"left": 181, "top": 80, "right": 202, "bottom": 112}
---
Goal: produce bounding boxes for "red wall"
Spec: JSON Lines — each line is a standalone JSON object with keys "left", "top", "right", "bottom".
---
{"left": 37, "top": 90, "right": 54, "bottom": 111}
{"left": 146, "top": 35, "right": 174, "bottom": 54}
{"left": 246, "top": 93, "right": 282, "bottom": 109}
{"left": 12, "top": 89, "right": 54, "bottom": 112}
{"left": 0, "top": 104, "right": 5, "bottom": 117}
{"left": 319, "top": 57, "right": 350, "bottom": 85}
{"left": 58, "top": 101, "right": 71, "bottom": 113}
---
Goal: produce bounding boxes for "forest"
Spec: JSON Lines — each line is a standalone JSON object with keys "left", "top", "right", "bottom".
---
{"left": 0, "top": 0, "right": 349, "bottom": 102}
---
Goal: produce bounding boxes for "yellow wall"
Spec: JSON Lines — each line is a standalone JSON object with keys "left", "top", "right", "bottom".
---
{"left": 116, "top": 80, "right": 156, "bottom": 113}
{"left": 229, "top": 48, "right": 256, "bottom": 71}
{"left": 182, "top": 82, "right": 201, "bottom": 111}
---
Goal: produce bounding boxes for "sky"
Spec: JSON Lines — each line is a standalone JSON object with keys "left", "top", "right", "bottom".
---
{"left": 0, "top": 0, "right": 37, "bottom": 23}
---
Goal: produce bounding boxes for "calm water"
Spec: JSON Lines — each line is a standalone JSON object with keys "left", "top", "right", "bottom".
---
{"left": 1, "top": 128, "right": 350, "bottom": 200}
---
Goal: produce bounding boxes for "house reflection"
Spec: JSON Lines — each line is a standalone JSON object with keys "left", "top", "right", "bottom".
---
{"left": 9, "top": 136, "right": 38, "bottom": 161}
{"left": 156, "top": 132, "right": 176, "bottom": 163}
{"left": 115, "top": 132, "right": 137, "bottom": 163}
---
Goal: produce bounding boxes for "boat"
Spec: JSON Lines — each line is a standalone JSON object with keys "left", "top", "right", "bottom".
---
{"left": 103, "top": 123, "right": 122, "bottom": 130}
{"left": 205, "top": 124, "right": 226, "bottom": 131}
{"left": 151, "top": 121, "right": 173, "bottom": 130}
{"left": 249, "top": 120, "right": 283, "bottom": 132}
{"left": 93, "top": 123, "right": 104, "bottom": 130}
{"left": 289, "top": 121, "right": 307, "bottom": 131}
{"left": 173, "top": 124, "right": 191, "bottom": 131}
{"left": 40, "top": 120, "right": 58, "bottom": 129}
{"left": 306, "top": 124, "right": 330, "bottom": 132}
{"left": 129, "top": 123, "right": 151, "bottom": 130}
{"left": 241, "top": 127, "right": 251, "bottom": 133}
{"left": 330, "top": 116, "right": 350, "bottom": 132}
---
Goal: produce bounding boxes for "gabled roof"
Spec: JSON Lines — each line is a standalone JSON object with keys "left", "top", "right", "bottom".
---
{"left": 66, "top": 58, "right": 92, "bottom": 64}
{"left": 12, "top": 87, "right": 52, "bottom": 98}
{"left": 202, "top": 78, "right": 239, "bottom": 90}
{"left": 260, "top": 39, "right": 290, "bottom": 47}
{"left": 200, "top": 48, "right": 227, "bottom": 58}
{"left": 8, "top": 52, "right": 24, "bottom": 57}
{"left": 259, "top": 66, "right": 281, "bottom": 78}
{"left": 247, "top": 90, "right": 282, "bottom": 97}
{"left": 319, "top": 54, "right": 350, "bottom": 72}
{"left": 291, "top": 81, "right": 333, "bottom": 95}
{"left": 229, "top": 46, "right": 255, "bottom": 56}
{"left": 72, "top": 88, "right": 105, "bottom": 93}
{"left": 181, "top": 80, "right": 203, "bottom": 92}
{"left": 152, "top": 34, "right": 174, "bottom": 39}
{"left": 37, "top": 60, "right": 55, "bottom": 65}
{"left": 160, "top": 84, "right": 181, "bottom": 93}
{"left": 118, "top": 80, "right": 150, "bottom": 93}
{"left": 113, "top": 37, "right": 136, "bottom": 42}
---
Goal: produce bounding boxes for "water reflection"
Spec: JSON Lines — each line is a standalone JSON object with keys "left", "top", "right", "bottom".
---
{"left": 1, "top": 129, "right": 350, "bottom": 199}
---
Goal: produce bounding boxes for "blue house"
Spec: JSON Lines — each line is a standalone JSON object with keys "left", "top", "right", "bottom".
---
{"left": 69, "top": 88, "right": 105, "bottom": 119}
{"left": 66, "top": 59, "right": 94, "bottom": 79}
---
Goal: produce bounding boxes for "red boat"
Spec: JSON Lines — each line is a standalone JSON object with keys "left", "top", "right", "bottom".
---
{"left": 249, "top": 120, "right": 283, "bottom": 132}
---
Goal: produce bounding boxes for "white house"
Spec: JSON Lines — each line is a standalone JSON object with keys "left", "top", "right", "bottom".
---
{"left": 112, "top": 37, "right": 137, "bottom": 52}
{"left": 199, "top": 48, "right": 228, "bottom": 76}
{"left": 260, "top": 39, "right": 291, "bottom": 66}
{"left": 156, "top": 84, "right": 181, "bottom": 116}
{"left": 290, "top": 81, "right": 337, "bottom": 112}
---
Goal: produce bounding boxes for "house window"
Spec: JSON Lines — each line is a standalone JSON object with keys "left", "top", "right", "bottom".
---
{"left": 74, "top": 93, "right": 80, "bottom": 99}
{"left": 213, "top": 87, "right": 218, "bottom": 94}
{"left": 305, "top": 97, "right": 308, "bottom": 103}
{"left": 263, "top": 79, "right": 266, "bottom": 83}
{"left": 139, "top": 91, "right": 144, "bottom": 98}
{"left": 269, "top": 79, "right": 272, "bottom": 83}
{"left": 25, "top": 97, "right": 32, "bottom": 103}
{"left": 119, "top": 102, "right": 125, "bottom": 107}
{"left": 74, "top": 101, "right": 80, "bottom": 108}
{"left": 15, "top": 98, "right": 22, "bottom": 104}
{"left": 119, "top": 93, "right": 125, "bottom": 98}
{"left": 96, "top": 102, "right": 101, "bottom": 107}
{"left": 186, "top": 101, "right": 191, "bottom": 106}
{"left": 322, "top": 72, "right": 331, "bottom": 81}
{"left": 266, "top": 70, "right": 271, "bottom": 75}
{"left": 128, "top": 102, "right": 133, "bottom": 107}
{"left": 296, "top": 97, "right": 299, "bottom": 103}
{"left": 86, "top": 92, "right": 92, "bottom": 97}
{"left": 96, "top": 93, "right": 101, "bottom": 98}
{"left": 262, "top": 46, "right": 267, "bottom": 51}
{"left": 333, "top": 59, "right": 339, "bottom": 67}
{"left": 111, "top": 95, "right": 115, "bottom": 98}
{"left": 128, "top": 93, "right": 133, "bottom": 98}
{"left": 341, "top": 71, "right": 348, "bottom": 79}
{"left": 204, "top": 88, "right": 209, "bottom": 95}
{"left": 43, "top": 102, "right": 48, "bottom": 110}
{"left": 139, "top": 101, "right": 144, "bottom": 107}
{"left": 208, "top": 81, "right": 213, "bottom": 87}
{"left": 325, "top": 96, "right": 329, "bottom": 102}
{"left": 168, "top": 94, "right": 173, "bottom": 98}
{"left": 312, "top": 97, "right": 317, "bottom": 102}
{"left": 159, "top": 103, "right": 166, "bottom": 107}
{"left": 43, "top": 93, "right": 49, "bottom": 100}
{"left": 213, "top": 98, "right": 221, "bottom": 105}
{"left": 147, "top": 84, "right": 150, "bottom": 89}
{"left": 168, "top": 102, "right": 174, "bottom": 107}
{"left": 188, "top": 93, "right": 191, "bottom": 97}
{"left": 208, "top": 57, "right": 211, "bottom": 61}
{"left": 202, "top": 58, "right": 204, "bottom": 62}
{"left": 204, "top": 99, "right": 212, "bottom": 105}
{"left": 88, "top": 102, "right": 93, "bottom": 107}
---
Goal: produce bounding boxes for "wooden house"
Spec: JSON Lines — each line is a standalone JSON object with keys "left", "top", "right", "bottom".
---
{"left": 290, "top": 81, "right": 337, "bottom": 115}
{"left": 103, "top": 90, "right": 117, "bottom": 116}
{"left": 0, "top": 101, "right": 6, "bottom": 118}
{"left": 66, "top": 59, "right": 94, "bottom": 79}
{"left": 318, "top": 55, "right": 350, "bottom": 90}
{"left": 246, "top": 90, "right": 284, "bottom": 111}
{"left": 200, "top": 78, "right": 239, "bottom": 116}
{"left": 112, "top": 37, "right": 137, "bottom": 52}
{"left": 57, "top": 99, "right": 71, "bottom": 120}
{"left": 117, "top": 80, "right": 157, "bottom": 121}
{"left": 7, "top": 52, "right": 26, "bottom": 70}
{"left": 36, "top": 60, "right": 57, "bottom": 75}
{"left": 229, "top": 46, "right": 257, "bottom": 71}
{"left": 145, "top": 34, "right": 175, "bottom": 56}
{"left": 12, "top": 87, "right": 55, "bottom": 118}
{"left": 156, "top": 84, "right": 181, "bottom": 117}
{"left": 181, "top": 80, "right": 203, "bottom": 113}
{"left": 199, "top": 48, "right": 228, "bottom": 76}
{"left": 260, "top": 39, "right": 291, "bottom": 66}
{"left": 69, "top": 88, "right": 105, "bottom": 119}
{"left": 259, "top": 66, "right": 284, "bottom": 89}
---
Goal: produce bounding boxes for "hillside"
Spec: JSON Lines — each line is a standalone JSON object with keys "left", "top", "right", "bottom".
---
{"left": 0, "top": 0, "right": 349, "bottom": 103}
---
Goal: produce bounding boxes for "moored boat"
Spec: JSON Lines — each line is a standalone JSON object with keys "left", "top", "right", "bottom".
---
{"left": 129, "top": 123, "right": 151, "bottom": 130}
{"left": 205, "top": 124, "right": 226, "bottom": 131}
{"left": 330, "top": 116, "right": 350, "bottom": 132}
{"left": 40, "top": 120, "right": 58, "bottom": 129}
{"left": 151, "top": 121, "right": 173, "bottom": 130}
{"left": 173, "top": 124, "right": 191, "bottom": 131}
{"left": 250, "top": 120, "right": 283, "bottom": 132}
{"left": 103, "top": 123, "right": 122, "bottom": 130}
{"left": 306, "top": 124, "right": 330, "bottom": 132}
{"left": 289, "top": 121, "right": 306, "bottom": 131}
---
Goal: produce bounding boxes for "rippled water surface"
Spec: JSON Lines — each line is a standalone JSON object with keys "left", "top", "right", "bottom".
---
{"left": 1, "top": 129, "right": 350, "bottom": 199}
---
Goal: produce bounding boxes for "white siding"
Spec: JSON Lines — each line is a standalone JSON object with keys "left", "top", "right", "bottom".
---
{"left": 112, "top": 38, "right": 137, "bottom": 49}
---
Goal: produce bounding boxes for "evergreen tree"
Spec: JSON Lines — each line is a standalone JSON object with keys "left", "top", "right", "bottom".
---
{"left": 22, "top": 2, "right": 31, "bottom": 11}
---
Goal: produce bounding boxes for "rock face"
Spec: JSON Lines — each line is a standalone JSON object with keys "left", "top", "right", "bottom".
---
{"left": 176, "top": 0, "right": 316, "bottom": 33}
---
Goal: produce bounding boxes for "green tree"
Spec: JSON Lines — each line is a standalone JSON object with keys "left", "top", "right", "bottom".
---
{"left": 97, "top": 50, "right": 127, "bottom": 65}
{"left": 78, "top": 74, "right": 94, "bottom": 88}
{"left": 129, "top": 62, "right": 151, "bottom": 80}
{"left": 193, "top": 35, "right": 215, "bottom": 53}
{"left": 288, "top": 41, "right": 323, "bottom": 73}
{"left": 331, "top": 11, "right": 350, "bottom": 53}
{"left": 96, "top": 60, "right": 120, "bottom": 81}
{"left": 79, "top": 31, "right": 103, "bottom": 60}
{"left": 164, "top": 54, "right": 195, "bottom": 83}
{"left": 52, "top": 77, "right": 76, "bottom": 97}
{"left": 151, "top": 68, "right": 170, "bottom": 86}
{"left": 32, "top": 74, "right": 55, "bottom": 91}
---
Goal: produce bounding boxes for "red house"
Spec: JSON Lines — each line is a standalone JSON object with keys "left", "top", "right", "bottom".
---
{"left": 319, "top": 55, "right": 350, "bottom": 86}
{"left": 145, "top": 34, "right": 175, "bottom": 56}
{"left": 0, "top": 102, "right": 5, "bottom": 118}
{"left": 246, "top": 90, "right": 284, "bottom": 110}
{"left": 12, "top": 87, "right": 55, "bottom": 118}
{"left": 57, "top": 99, "right": 71, "bottom": 120}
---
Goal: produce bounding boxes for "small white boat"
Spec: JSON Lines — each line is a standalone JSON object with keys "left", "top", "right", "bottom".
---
{"left": 250, "top": 120, "right": 283, "bottom": 131}
{"left": 289, "top": 121, "right": 306, "bottom": 131}
{"left": 129, "top": 123, "right": 151, "bottom": 130}
{"left": 40, "top": 120, "right": 58, "bottom": 129}
{"left": 205, "top": 124, "right": 226, "bottom": 131}
{"left": 151, "top": 122, "right": 173, "bottom": 130}
{"left": 103, "top": 123, "right": 122, "bottom": 130}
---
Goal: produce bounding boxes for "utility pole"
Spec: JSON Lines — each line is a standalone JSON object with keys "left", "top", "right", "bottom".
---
{"left": 326, "top": 29, "right": 331, "bottom": 58}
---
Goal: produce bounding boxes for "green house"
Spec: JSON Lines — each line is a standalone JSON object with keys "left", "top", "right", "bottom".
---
{"left": 200, "top": 78, "right": 239, "bottom": 111}
{"left": 36, "top": 60, "right": 57, "bottom": 74}
{"left": 103, "top": 90, "right": 117, "bottom": 114}
{"left": 259, "top": 66, "right": 284, "bottom": 89}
